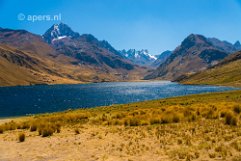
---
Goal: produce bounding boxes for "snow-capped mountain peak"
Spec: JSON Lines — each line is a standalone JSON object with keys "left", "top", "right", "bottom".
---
{"left": 119, "top": 49, "right": 157, "bottom": 66}
{"left": 141, "top": 49, "right": 157, "bottom": 60}
{"left": 43, "top": 23, "right": 80, "bottom": 44}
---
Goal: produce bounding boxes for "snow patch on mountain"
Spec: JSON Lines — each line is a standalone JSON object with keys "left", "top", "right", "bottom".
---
{"left": 43, "top": 23, "right": 80, "bottom": 44}
{"left": 119, "top": 49, "right": 157, "bottom": 66}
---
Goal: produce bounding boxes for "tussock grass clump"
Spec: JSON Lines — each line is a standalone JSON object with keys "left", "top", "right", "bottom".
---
{"left": 160, "top": 115, "right": 172, "bottom": 124}
{"left": 56, "top": 126, "right": 61, "bottom": 133}
{"left": 204, "top": 108, "right": 219, "bottom": 119}
{"left": 3, "top": 121, "right": 18, "bottom": 131}
{"left": 225, "top": 112, "right": 238, "bottom": 126}
{"left": 172, "top": 113, "right": 182, "bottom": 123}
{"left": 0, "top": 126, "right": 4, "bottom": 134}
{"left": 220, "top": 111, "right": 227, "bottom": 118}
{"left": 30, "top": 124, "right": 37, "bottom": 132}
{"left": 150, "top": 118, "right": 160, "bottom": 125}
{"left": 233, "top": 105, "right": 241, "bottom": 114}
{"left": 40, "top": 128, "right": 54, "bottom": 137}
{"left": 36, "top": 121, "right": 61, "bottom": 137}
{"left": 129, "top": 117, "right": 140, "bottom": 126}
{"left": 20, "top": 122, "right": 30, "bottom": 129}
{"left": 18, "top": 133, "right": 25, "bottom": 142}
{"left": 75, "top": 128, "right": 80, "bottom": 134}
{"left": 112, "top": 113, "right": 126, "bottom": 119}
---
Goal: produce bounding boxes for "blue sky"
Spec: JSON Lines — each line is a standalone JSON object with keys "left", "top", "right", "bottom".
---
{"left": 0, "top": 0, "right": 241, "bottom": 55}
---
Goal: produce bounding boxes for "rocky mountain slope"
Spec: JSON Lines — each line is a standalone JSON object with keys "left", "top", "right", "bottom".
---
{"left": 178, "top": 50, "right": 241, "bottom": 86}
{"left": 43, "top": 23, "right": 134, "bottom": 70}
{"left": 151, "top": 50, "right": 172, "bottom": 67}
{"left": 145, "top": 34, "right": 240, "bottom": 80}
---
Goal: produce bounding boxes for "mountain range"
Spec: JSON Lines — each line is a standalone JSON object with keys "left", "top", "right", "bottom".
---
{"left": 145, "top": 34, "right": 241, "bottom": 80}
{"left": 0, "top": 23, "right": 147, "bottom": 86}
{"left": 119, "top": 49, "right": 157, "bottom": 67}
{"left": 43, "top": 23, "right": 134, "bottom": 70}
{"left": 0, "top": 23, "right": 240, "bottom": 86}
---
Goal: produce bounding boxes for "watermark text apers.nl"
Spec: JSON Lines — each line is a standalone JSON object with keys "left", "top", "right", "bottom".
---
{"left": 17, "top": 13, "right": 61, "bottom": 22}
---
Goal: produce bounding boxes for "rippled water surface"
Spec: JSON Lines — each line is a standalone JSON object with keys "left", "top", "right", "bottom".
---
{"left": 0, "top": 81, "right": 236, "bottom": 117}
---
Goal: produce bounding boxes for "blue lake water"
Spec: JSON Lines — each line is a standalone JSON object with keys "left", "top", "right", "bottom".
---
{"left": 0, "top": 81, "right": 237, "bottom": 117}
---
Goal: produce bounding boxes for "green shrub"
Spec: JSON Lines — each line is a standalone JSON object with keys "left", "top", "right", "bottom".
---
{"left": 18, "top": 133, "right": 25, "bottom": 142}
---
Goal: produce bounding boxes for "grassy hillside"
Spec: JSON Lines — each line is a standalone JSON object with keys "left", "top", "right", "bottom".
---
{"left": 179, "top": 51, "right": 241, "bottom": 87}
{"left": 1, "top": 90, "right": 241, "bottom": 160}
{"left": 0, "top": 45, "right": 83, "bottom": 86}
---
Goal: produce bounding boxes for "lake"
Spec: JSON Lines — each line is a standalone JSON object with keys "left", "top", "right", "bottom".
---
{"left": 0, "top": 81, "right": 236, "bottom": 117}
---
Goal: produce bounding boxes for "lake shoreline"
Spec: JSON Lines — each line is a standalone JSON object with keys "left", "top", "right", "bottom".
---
{"left": 0, "top": 79, "right": 158, "bottom": 88}
{"left": 1, "top": 88, "right": 240, "bottom": 121}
